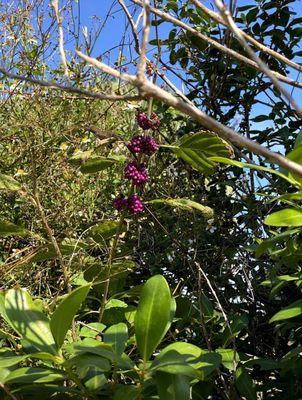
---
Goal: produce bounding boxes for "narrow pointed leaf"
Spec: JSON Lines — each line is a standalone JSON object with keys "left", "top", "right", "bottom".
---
{"left": 50, "top": 284, "right": 91, "bottom": 348}
{"left": 148, "top": 198, "right": 214, "bottom": 219}
{"left": 270, "top": 299, "right": 302, "bottom": 323}
{"left": 264, "top": 208, "right": 302, "bottom": 227}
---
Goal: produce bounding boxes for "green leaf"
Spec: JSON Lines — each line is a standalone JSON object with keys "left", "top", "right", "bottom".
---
{"left": 66, "top": 353, "right": 111, "bottom": 372}
{"left": 4, "top": 367, "right": 66, "bottom": 384}
{"left": 155, "top": 371, "right": 191, "bottom": 400}
{"left": 87, "top": 220, "right": 127, "bottom": 242}
{"left": 0, "top": 174, "right": 21, "bottom": 191}
{"left": 103, "top": 323, "right": 128, "bottom": 356}
{"left": 0, "top": 348, "right": 28, "bottom": 367}
{"left": 210, "top": 157, "right": 301, "bottom": 188}
{"left": 173, "top": 131, "right": 233, "bottom": 175}
{"left": 235, "top": 367, "right": 257, "bottom": 400}
{"left": 216, "top": 348, "right": 239, "bottom": 371}
{"left": 264, "top": 208, "right": 302, "bottom": 227}
{"left": 286, "top": 144, "right": 302, "bottom": 185}
{"left": 148, "top": 198, "right": 214, "bottom": 219}
{"left": 270, "top": 299, "right": 302, "bottom": 323}
{"left": 83, "top": 368, "right": 107, "bottom": 392}
{"left": 135, "top": 275, "right": 174, "bottom": 362}
{"left": 4, "top": 289, "right": 57, "bottom": 355}
{"left": 50, "top": 284, "right": 91, "bottom": 348}
{"left": 0, "top": 221, "right": 31, "bottom": 237}
{"left": 80, "top": 156, "right": 117, "bottom": 174}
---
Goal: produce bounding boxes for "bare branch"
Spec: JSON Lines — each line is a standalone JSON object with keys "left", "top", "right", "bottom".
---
{"left": 131, "top": 0, "right": 302, "bottom": 90}
{"left": 137, "top": 0, "right": 151, "bottom": 82}
{"left": 117, "top": 0, "right": 140, "bottom": 54}
{"left": 76, "top": 50, "right": 302, "bottom": 178}
{"left": 191, "top": 0, "right": 302, "bottom": 74}
{"left": 0, "top": 66, "right": 140, "bottom": 101}
{"left": 214, "top": 0, "right": 302, "bottom": 117}
{"left": 51, "top": 0, "right": 69, "bottom": 77}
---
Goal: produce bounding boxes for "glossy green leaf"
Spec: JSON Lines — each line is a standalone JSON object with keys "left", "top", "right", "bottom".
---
{"left": 173, "top": 131, "right": 233, "bottom": 175}
{"left": 4, "top": 367, "right": 66, "bottom": 384}
{"left": 235, "top": 367, "right": 257, "bottom": 400}
{"left": 66, "top": 353, "right": 110, "bottom": 372}
{"left": 83, "top": 368, "right": 107, "bottom": 392}
{"left": 50, "top": 284, "right": 91, "bottom": 348}
{"left": 4, "top": 289, "right": 57, "bottom": 355}
{"left": 135, "top": 275, "right": 174, "bottom": 362}
{"left": 155, "top": 371, "right": 191, "bottom": 400}
{"left": 148, "top": 198, "right": 214, "bottom": 219}
{"left": 103, "top": 323, "right": 128, "bottom": 356}
{"left": 270, "top": 299, "right": 302, "bottom": 323}
{"left": 0, "top": 174, "right": 21, "bottom": 191}
{"left": 264, "top": 208, "right": 302, "bottom": 227}
{"left": 80, "top": 156, "right": 117, "bottom": 174}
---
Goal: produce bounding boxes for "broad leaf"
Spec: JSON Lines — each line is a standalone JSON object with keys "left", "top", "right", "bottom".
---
{"left": 103, "top": 323, "right": 128, "bottom": 356}
{"left": 173, "top": 131, "right": 233, "bottom": 175}
{"left": 0, "top": 348, "right": 28, "bottom": 367}
{"left": 4, "top": 289, "right": 57, "bottom": 355}
{"left": 50, "top": 284, "right": 91, "bottom": 348}
{"left": 270, "top": 299, "right": 302, "bottom": 323}
{"left": 135, "top": 275, "right": 174, "bottom": 362}
{"left": 264, "top": 208, "right": 302, "bottom": 227}
{"left": 148, "top": 198, "right": 214, "bottom": 219}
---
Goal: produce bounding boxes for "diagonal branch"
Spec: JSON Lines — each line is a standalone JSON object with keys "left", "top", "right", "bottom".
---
{"left": 51, "top": 0, "right": 69, "bottom": 77}
{"left": 75, "top": 50, "right": 302, "bottom": 178}
{"left": 131, "top": 0, "right": 302, "bottom": 90}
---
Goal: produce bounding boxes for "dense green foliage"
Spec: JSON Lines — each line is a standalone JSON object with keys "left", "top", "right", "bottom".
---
{"left": 0, "top": 0, "right": 302, "bottom": 399}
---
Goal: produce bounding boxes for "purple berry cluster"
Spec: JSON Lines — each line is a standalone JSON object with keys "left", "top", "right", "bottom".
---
{"left": 124, "top": 161, "right": 148, "bottom": 186}
{"left": 113, "top": 110, "right": 160, "bottom": 215}
{"left": 127, "top": 135, "right": 158, "bottom": 155}
{"left": 113, "top": 194, "right": 144, "bottom": 215}
{"left": 136, "top": 110, "right": 161, "bottom": 131}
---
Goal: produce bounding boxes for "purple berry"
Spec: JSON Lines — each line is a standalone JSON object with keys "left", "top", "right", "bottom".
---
{"left": 127, "top": 194, "right": 144, "bottom": 214}
{"left": 113, "top": 195, "right": 127, "bottom": 211}
{"left": 127, "top": 135, "right": 158, "bottom": 156}
{"left": 124, "top": 161, "right": 148, "bottom": 186}
{"left": 136, "top": 110, "right": 161, "bottom": 131}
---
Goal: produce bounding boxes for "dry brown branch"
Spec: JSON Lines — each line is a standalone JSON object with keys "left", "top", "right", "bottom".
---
{"left": 191, "top": 0, "right": 302, "bottom": 73}
{"left": 75, "top": 50, "right": 302, "bottom": 178}
{"left": 131, "top": 0, "right": 302, "bottom": 90}
{"left": 0, "top": 66, "right": 140, "bottom": 101}
{"left": 51, "top": 0, "right": 69, "bottom": 77}
{"left": 214, "top": 0, "right": 302, "bottom": 117}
